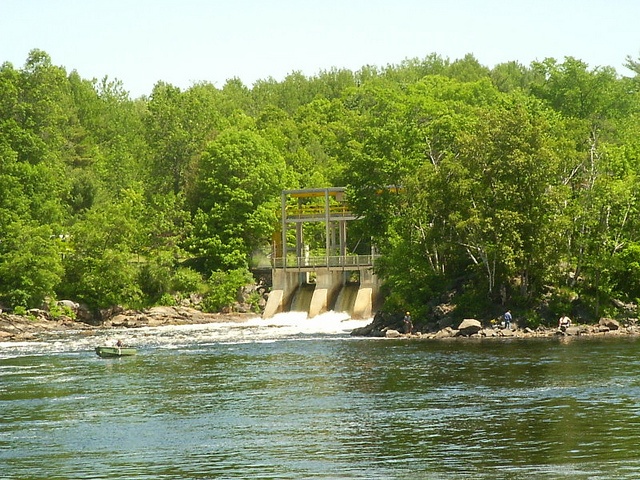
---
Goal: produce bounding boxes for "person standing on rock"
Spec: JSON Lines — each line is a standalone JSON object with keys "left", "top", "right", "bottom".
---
{"left": 403, "top": 311, "right": 413, "bottom": 335}
{"left": 504, "top": 310, "right": 512, "bottom": 330}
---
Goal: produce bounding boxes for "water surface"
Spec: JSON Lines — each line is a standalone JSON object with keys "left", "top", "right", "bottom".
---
{"left": 1, "top": 314, "right": 639, "bottom": 479}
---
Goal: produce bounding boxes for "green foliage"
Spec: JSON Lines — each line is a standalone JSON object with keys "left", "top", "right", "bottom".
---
{"left": 201, "top": 268, "right": 254, "bottom": 313}
{"left": 0, "top": 221, "right": 64, "bottom": 309}
{"left": 521, "top": 311, "right": 545, "bottom": 329}
{"left": 48, "top": 301, "right": 76, "bottom": 320}
{"left": 138, "top": 261, "right": 173, "bottom": 306}
{"left": 171, "top": 267, "right": 204, "bottom": 295}
{"left": 1, "top": 48, "right": 640, "bottom": 322}
{"left": 546, "top": 287, "right": 579, "bottom": 319}
{"left": 157, "top": 293, "right": 178, "bottom": 307}
{"left": 610, "top": 243, "right": 640, "bottom": 300}
{"left": 187, "top": 128, "right": 290, "bottom": 271}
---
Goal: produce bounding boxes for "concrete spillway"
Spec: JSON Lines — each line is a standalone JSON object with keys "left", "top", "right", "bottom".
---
{"left": 263, "top": 267, "right": 378, "bottom": 319}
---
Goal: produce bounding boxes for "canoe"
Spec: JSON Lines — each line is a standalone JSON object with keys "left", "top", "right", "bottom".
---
{"left": 95, "top": 346, "right": 137, "bottom": 358}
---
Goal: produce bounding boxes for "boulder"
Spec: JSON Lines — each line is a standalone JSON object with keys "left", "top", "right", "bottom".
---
{"left": 75, "top": 304, "right": 96, "bottom": 324}
{"left": 433, "top": 327, "right": 456, "bottom": 338}
{"left": 457, "top": 318, "right": 482, "bottom": 336}
{"left": 109, "top": 314, "right": 128, "bottom": 327}
{"left": 433, "top": 303, "right": 456, "bottom": 319}
{"left": 564, "top": 326, "right": 581, "bottom": 336}
{"left": 57, "top": 300, "right": 79, "bottom": 312}
{"left": 28, "top": 309, "right": 50, "bottom": 321}
{"left": 599, "top": 318, "right": 620, "bottom": 330}
{"left": 385, "top": 329, "right": 402, "bottom": 338}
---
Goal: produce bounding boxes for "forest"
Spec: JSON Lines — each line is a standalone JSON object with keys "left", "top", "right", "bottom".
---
{"left": 2, "top": 48, "right": 640, "bottom": 325}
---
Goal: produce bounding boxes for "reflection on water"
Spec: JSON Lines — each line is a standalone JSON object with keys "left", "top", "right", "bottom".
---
{"left": 1, "top": 314, "right": 640, "bottom": 479}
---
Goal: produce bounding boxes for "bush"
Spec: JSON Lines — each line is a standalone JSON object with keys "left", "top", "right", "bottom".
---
{"left": 48, "top": 301, "right": 76, "bottom": 320}
{"left": 202, "top": 268, "right": 254, "bottom": 313}
{"left": 547, "top": 286, "right": 578, "bottom": 319}
{"left": 171, "top": 267, "right": 204, "bottom": 295}
{"left": 157, "top": 292, "right": 178, "bottom": 306}
{"left": 138, "top": 262, "right": 172, "bottom": 305}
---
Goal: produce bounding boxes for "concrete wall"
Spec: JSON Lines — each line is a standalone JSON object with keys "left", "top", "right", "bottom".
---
{"left": 263, "top": 267, "right": 379, "bottom": 319}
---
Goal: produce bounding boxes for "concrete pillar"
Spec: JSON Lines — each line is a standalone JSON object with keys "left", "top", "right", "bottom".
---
{"left": 265, "top": 266, "right": 380, "bottom": 319}
{"left": 308, "top": 268, "right": 344, "bottom": 318}
{"left": 263, "top": 269, "right": 301, "bottom": 318}
{"left": 351, "top": 287, "right": 373, "bottom": 319}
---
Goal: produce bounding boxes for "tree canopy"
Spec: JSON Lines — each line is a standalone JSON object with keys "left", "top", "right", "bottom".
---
{"left": 1, "top": 49, "right": 640, "bottom": 323}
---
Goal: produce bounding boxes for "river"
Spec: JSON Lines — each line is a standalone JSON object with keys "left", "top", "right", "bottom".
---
{"left": 1, "top": 312, "right": 640, "bottom": 479}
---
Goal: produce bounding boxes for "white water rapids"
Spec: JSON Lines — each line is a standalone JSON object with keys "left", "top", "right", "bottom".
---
{"left": 0, "top": 311, "right": 373, "bottom": 359}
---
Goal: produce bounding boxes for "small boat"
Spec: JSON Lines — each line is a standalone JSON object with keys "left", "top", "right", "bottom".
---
{"left": 95, "top": 346, "right": 137, "bottom": 358}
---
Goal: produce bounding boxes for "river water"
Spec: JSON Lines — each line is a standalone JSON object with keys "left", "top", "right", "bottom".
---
{"left": 1, "top": 312, "right": 640, "bottom": 479}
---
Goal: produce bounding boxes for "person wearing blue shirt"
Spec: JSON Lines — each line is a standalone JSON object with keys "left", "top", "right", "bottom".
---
{"left": 504, "top": 310, "right": 512, "bottom": 330}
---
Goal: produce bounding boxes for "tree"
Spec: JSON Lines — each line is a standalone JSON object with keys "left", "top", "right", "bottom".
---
{"left": 145, "top": 82, "right": 226, "bottom": 195}
{"left": 0, "top": 220, "right": 63, "bottom": 308}
{"left": 60, "top": 189, "right": 148, "bottom": 309}
{"left": 187, "top": 129, "right": 290, "bottom": 272}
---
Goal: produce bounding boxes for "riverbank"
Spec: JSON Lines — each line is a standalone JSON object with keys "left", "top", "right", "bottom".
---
{"left": 0, "top": 306, "right": 255, "bottom": 342}
{"left": 2, "top": 306, "right": 639, "bottom": 342}
{"left": 350, "top": 312, "right": 640, "bottom": 339}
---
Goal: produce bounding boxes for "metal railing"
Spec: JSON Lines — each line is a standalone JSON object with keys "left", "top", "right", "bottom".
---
{"left": 272, "top": 254, "right": 379, "bottom": 269}
{"left": 285, "top": 204, "right": 352, "bottom": 218}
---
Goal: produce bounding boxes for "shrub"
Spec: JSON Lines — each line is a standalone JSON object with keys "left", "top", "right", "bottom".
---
{"left": 157, "top": 292, "right": 178, "bottom": 306}
{"left": 138, "top": 262, "right": 172, "bottom": 305}
{"left": 171, "top": 267, "right": 204, "bottom": 295}
{"left": 202, "top": 268, "right": 254, "bottom": 313}
{"left": 48, "top": 301, "right": 76, "bottom": 320}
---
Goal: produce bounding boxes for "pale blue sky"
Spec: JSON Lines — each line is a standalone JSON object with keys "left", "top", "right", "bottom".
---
{"left": 1, "top": 0, "right": 639, "bottom": 98}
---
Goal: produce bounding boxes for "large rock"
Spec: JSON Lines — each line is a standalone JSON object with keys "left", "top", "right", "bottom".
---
{"left": 599, "top": 318, "right": 620, "bottom": 330}
{"left": 457, "top": 318, "right": 482, "bottom": 336}
{"left": 433, "top": 327, "right": 456, "bottom": 338}
{"left": 57, "top": 300, "right": 79, "bottom": 312}
{"left": 385, "top": 329, "right": 402, "bottom": 338}
{"left": 565, "top": 326, "right": 582, "bottom": 336}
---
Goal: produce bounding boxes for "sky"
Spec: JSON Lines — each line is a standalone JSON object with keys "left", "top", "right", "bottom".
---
{"left": 1, "top": 0, "right": 639, "bottom": 98}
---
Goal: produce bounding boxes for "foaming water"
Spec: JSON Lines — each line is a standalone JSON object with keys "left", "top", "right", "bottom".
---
{"left": 0, "top": 311, "right": 371, "bottom": 358}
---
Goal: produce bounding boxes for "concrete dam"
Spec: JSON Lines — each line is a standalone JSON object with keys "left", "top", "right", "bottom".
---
{"left": 263, "top": 187, "right": 380, "bottom": 319}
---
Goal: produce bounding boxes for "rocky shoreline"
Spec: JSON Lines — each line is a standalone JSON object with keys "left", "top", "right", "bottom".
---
{"left": 350, "top": 312, "right": 640, "bottom": 340}
{"left": 0, "top": 306, "right": 256, "bottom": 342}
{"left": 2, "top": 305, "right": 639, "bottom": 343}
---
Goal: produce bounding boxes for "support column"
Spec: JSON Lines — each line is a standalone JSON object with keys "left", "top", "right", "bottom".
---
{"left": 308, "top": 268, "right": 344, "bottom": 318}
{"left": 351, "top": 268, "right": 379, "bottom": 319}
{"left": 263, "top": 269, "right": 301, "bottom": 318}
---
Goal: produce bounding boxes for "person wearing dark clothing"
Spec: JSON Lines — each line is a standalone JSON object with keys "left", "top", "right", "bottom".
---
{"left": 403, "top": 312, "right": 413, "bottom": 335}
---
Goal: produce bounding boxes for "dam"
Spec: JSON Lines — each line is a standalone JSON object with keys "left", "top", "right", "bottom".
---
{"left": 263, "top": 187, "right": 380, "bottom": 319}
